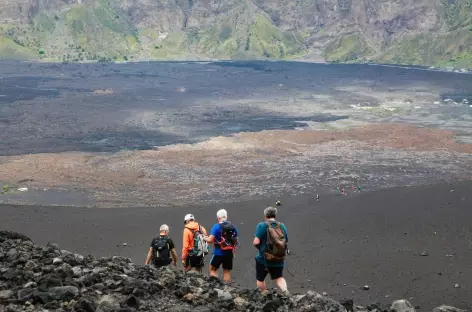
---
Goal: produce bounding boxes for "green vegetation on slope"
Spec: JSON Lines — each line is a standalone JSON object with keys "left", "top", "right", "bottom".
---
{"left": 324, "top": 33, "right": 374, "bottom": 62}
{"left": 0, "top": 0, "right": 141, "bottom": 62}
{"left": 441, "top": 0, "right": 472, "bottom": 30}
{"left": 0, "top": 35, "right": 37, "bottom": 60}
{"left": 0, "top": 0, "right": 471, "bottom": 66}
{"left": 248, "top": 15, "right": 307, "bottom": 59}
{"left": 380, "top": 27, "right": 472, "bottom": 68}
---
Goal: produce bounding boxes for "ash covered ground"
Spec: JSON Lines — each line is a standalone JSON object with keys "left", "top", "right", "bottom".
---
{"left": 0, "top": 61, "right": 471, "bottom": 207}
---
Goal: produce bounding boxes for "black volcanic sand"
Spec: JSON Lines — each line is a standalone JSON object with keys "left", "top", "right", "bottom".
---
{"left": 1, "top": 61, "right": 472, "bottom": 155}
{"left": 1, "top": 181, "right": 471, "bottom": 310}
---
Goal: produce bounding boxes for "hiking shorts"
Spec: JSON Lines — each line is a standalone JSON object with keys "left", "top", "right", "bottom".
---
{"left": 255, "top": 259, "right": 283, "bottom": 281}
{"left": 210, "top": 252, "right": 234, "bottom": 270}
{"left": 186, "top": 255, "right": 204, "bottom": 268}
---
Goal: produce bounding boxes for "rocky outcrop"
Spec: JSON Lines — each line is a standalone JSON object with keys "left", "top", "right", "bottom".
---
{"left": 0, "top": 231, "right": 465, "bottom": 312}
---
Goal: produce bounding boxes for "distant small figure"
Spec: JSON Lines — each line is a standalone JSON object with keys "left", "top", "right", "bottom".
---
{"left": 316, "top": 194, "right": 320, "bottom": 201}
{"left": 275, "top": 200, "right": 281, "bottom": 206}
{"left": 341, "top": 188, "right": 345, "bottom": 196}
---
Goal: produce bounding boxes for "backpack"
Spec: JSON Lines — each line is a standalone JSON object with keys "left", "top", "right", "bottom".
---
{"left": 187, "top": 225, "right": 209, "bottom": 257}
{"left": 263, "top": 221, "right": 287, "bottom": 261}
{"left": 217, "top": 221, "right": 237, "bottom": 251}
{"left": 151, "top": 236, "right": 171, "bottom": 266}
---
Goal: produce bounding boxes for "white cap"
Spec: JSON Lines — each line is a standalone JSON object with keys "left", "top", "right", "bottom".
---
{"left": 184, "top": 214, "right": 195, "bottom": 223}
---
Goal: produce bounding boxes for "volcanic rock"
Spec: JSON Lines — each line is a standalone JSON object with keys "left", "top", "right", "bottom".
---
{"left": 0, "top": 231, "right": 466, "bottom": 312}
{"left": 432, "top": 306, "right": 466, "bottom": 312}
{"left": 391, "top": 300, "right": 416, "bottom": 312}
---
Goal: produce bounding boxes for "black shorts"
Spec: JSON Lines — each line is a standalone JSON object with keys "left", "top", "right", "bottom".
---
{"left": 210, "top": 252, "right": 234, "bottom": 270}
{"left": 255, "top": 259, "right": 284, "bottom": 281}
{"left": 186, "top": 255, "right": 204, "bottom": 268}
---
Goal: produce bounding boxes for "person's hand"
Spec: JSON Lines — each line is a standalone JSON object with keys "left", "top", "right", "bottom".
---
{"left": 181, "top": 260, "right": 186, "bottom": 267}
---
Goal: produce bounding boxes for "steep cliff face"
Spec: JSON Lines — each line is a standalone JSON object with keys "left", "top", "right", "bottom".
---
{"left": 0, "top": 0, "right": 471, "bottom": 66}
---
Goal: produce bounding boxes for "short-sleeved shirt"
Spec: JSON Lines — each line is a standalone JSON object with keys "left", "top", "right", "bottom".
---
{"left": 254, "top": 220, "right": 288, "bottom": 268}
{"left": 210, "top": 221, "right": 238, "bottom": 256}
{"left": 150, "top": 235, "right": 175, "bottom": 251}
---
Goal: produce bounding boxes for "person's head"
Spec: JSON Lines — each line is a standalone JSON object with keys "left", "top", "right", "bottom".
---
{"left": 216, "top": 209, "right": 227, "bottom": 222}
{"left": 160, "top": 224, "right": 169, "bottom": 235}
{"left": 264, "top": 206, "right": 277, "bottom": 220}
{"left": 184, "top": 213, "right": 195, "bottom": 224}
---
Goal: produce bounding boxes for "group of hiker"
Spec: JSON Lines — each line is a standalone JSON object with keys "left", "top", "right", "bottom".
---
{"left": 144, "top": 206, "right": 289, "bottom": 292}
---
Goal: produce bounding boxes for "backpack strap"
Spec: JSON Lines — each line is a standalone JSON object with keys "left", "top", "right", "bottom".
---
{"left": 216, "top": 221, "right": 227, "bottom": 247}
{"left": 265, "top": 220, "right": 280, "bottom": 228}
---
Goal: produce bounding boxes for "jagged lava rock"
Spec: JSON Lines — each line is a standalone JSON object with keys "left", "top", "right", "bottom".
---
{"left": 0, "top": 231, "right": 467, "bottom": 312}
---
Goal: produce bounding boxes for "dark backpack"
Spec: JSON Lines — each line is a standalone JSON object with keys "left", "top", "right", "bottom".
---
{"left": 264, "top": 221, "right": 287, "bottom": 261}
{"left": 217, "top": 221, "right": 237, "bottom": 251}
{"left": 151, "top": 236, "right": 171, "bottom": 266}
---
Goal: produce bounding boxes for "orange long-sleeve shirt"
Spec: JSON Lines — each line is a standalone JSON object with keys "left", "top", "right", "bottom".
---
{"left": 182, "top": 221, "right": 207, "bottom": 261}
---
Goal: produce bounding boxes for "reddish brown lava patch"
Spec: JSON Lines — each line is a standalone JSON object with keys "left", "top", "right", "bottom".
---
{"left": 1, "top": 123, "right": 471, "bottom": 207}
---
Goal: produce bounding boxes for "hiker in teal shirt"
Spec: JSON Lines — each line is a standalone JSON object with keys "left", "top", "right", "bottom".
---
{"left": 253, "top": 206, "right": 289, "bottom": 292}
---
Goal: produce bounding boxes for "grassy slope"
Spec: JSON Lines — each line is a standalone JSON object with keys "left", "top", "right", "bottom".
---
{"left": 0, "top": 35, "right": 38, "bottom": 60}
{"left": 0, "top": 0, "right": 470, "bottom": 66}
{"left": 0, "top": 0, "right": 306, "bottom": 61}
{"left": 323, "top": 33, "right": 374, "bottom": 63}
{"left": 377, "top": 0, "right": 472, "bottom": 67}
{"left": 0, "top": 0, "right": 142, "bottom": 62}
{"left": 380, "top": 28, "right": 472, "bottom": 67}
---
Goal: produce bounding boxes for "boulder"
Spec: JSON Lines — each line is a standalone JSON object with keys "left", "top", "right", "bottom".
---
{"left": 340, "top": 299, "right": 354, "bottom": 312}
{"left": 23, "top": 281, "right": 36, "bottom": 288}
{"left": 17, "top": 288, "right": 34, "bottom": 301}
{"left": 121, "top": 295, "right": 139, "bottom": 309}
{"left": 72, "top": 266, "right": 82, "bottom": 277}
{"left": 24, "top": 261, "right": 38, "bottom": 271}
{"left": 391, "top": 300, "right": 415, "bottom": 312}
{"left": 263, "top": 299, "right": 283, "bottom": 312}
{"left": 234, "top": 296, "right": 249, "bottom": 307}
{"left": 0, "top": 290, "right": 14, "bottom": 301}
{"left": 74, "top": 298, "right": 97, "bottom": 312}
{"left": 432, "top": 306, "right": 466, "bottom": 312}
{"left": 48, "top": 285, "right": 79, "bottom": 301}
{"left": 214, "top": 288, "right": 233, "bottom": 300}
{"left": 97, "top": 295, "right": 119, "bottom": 312}
{"left": 6, "top": 249, "right": 18, "bottom": 261}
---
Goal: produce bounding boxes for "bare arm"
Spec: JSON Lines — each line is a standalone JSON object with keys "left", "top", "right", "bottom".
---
{"left": 144, "top": 247, "right": 153, "bottom": 265}
{"left": 205, "top": 235, "right": 215, "bottom": 243}
{"left": 170, "top": 248, "right": 178, "bottom": 266}
{"left": 182, "top": 229, "right": 190, "bottom": 265}
{"left": 253, "top": 237, "right": 260, "bottom": 248}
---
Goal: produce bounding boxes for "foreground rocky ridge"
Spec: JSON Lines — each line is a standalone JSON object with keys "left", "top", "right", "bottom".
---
{"left": 0, "top": 231, "right": 466, "bottom": 312}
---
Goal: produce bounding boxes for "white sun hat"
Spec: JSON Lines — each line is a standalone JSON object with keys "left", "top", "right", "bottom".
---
{"left": 184, "top": 214, "right": 195, "bottom": 223}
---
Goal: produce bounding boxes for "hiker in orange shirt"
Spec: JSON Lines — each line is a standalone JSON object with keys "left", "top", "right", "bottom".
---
{"left": 182, "top": 214, "right": 208, "bottom": 272}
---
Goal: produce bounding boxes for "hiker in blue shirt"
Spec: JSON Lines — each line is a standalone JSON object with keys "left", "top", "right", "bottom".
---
{"left": 204, "top": 209, "right": 238, "bottom": 282}
{"left": 253, "top": 206, "right": 289, "bottom": 292}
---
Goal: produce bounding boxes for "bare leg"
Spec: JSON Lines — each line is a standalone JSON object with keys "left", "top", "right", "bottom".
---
{"left": 275, "top": 277, "right": 288, "bottom": 292}
{"left": 209, "top": 265, "right": 218, "bottom": 278}
{"left": 256, "top": 280, "right": 266, "bottom": 291}
{"left": 222, "top": 269, "right": 231, "bottom": 282}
